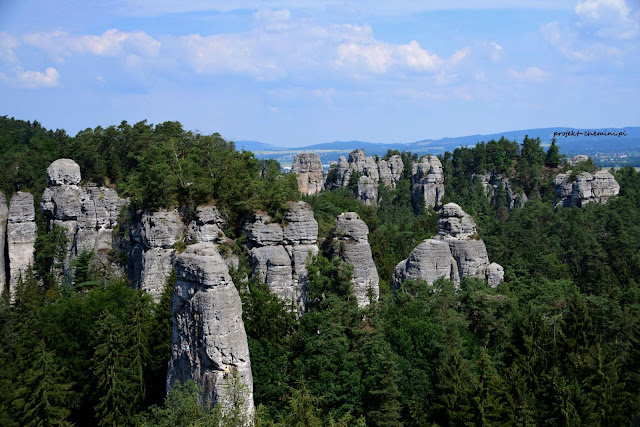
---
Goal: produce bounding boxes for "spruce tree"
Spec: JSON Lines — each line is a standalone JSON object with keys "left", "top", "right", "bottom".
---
{"left": 545, "top": 138, "right": 561, "bottom": 168}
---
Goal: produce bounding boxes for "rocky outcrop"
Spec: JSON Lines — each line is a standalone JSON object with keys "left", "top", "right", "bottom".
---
{"left": 473, "top": 172, "right": 527, "bottom": 210}
{"left": 128, "top": 210, "right": 184, "bottom": 302}
{"left": 291, "top": 153, "right": 324, "bottom": 196}
{"left": 411, "top": 155, "right": 445, "bottom": 213}
{"left": 392, "top": 203, "right": 503, "bottom": 289}
{"left": 244, "top": 201, "right": 319, "bottom": 313}
{"left": 328, "top": 212, "right": 379, "bottom": 307}
{"left": 568, "top": 155, "right": 589, "bottom": 166}
{"left": 0, "top": 192, "right": 8, "bottom": 296}
{"left": 553, "top": 170, "right": 620, "bottom": 207}
{"left": 7, "top": 192, "right": 37, "bottom": 299}
{"left": 356, "top": 176, "right": 378, "bottom": 206}
{"left": 167, "top": 243, "right": 254, "bottom": 420}
{"left": 325, "top": 149, "right": 404, "bottom": 204}
{"left": 41, "top": 159, "right": 128, "bottom": 278}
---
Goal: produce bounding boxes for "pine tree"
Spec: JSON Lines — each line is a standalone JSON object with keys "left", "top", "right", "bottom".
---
{"left": 545, "top": 138, "right": 561, "bottom": 168}
{"left": 91, "top": 310, "right": 131, "bottom": 426}
{"left": 13, "top": 341, "right": 74, "bottom": 427}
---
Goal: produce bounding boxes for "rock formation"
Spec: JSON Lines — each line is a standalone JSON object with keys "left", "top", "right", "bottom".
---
{"left": 128, "top": 210, "right": 184, "bottom": 302}
{"left": 553, "top": 170, "right": 620, "bottom": 207}
{"left": 41, "top": 159, "right": 128, "bottom": 276}
{"left": 244, "top": 201, "right": 318, "bottom": 313}
{"left": 167, "top": 243, "right": 254, "bottom": 420}
{"left": 7, "top": 191, "right": 37, "bottom": 299}
{"left": 0, "top": 192, "right": 8, "bottom": 296}
{"left": 392, "top": 203, "right": 503, "bottom": 289}
{"left": 291, "top": 153, "right": 324, "bottom": 196}
{"left": 411, "top": 155, "right": 445, "bottom": 213}
{"left": 567, "top": 154, "right": 589, "bottom": 166}
{"left": 472, "top": 172, "right": 527, "bottom": 210}
{"left": 325, "top": 149, "right": 404, "bottom": 205}
{"left": 328, "top": 212, "right": 379, "bottom": 307}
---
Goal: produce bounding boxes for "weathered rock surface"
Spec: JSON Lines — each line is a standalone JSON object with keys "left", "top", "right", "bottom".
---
{"left": 7, "top": 192, "right": 37, "bottom": 299}
{"left": 46, "top": 158, "right": 82, "bottom": 186}
{"left": 186, "top": 205, "right": 227, "bottom": 245}
{"left": 325, "top": 149, "right": 404, "bottom": 205}
{"left": 356, "top": 176, "right": 378, "bottom": 206}
{"left": 392, "top": 203, "right": 503, "bottom": 288}
{"left": 244, "top": 202, "right": 318, "bottom": 313}
{"left": 472, "top": 172, "right": 527, "bottom": 210}
{"left": 0, "top": 192, "right": 8, "bottom": 296}
{"left": 291, "top": 153, "right": 324, "bottom": 196}
{"left": 167, "top": 243, "right": 254, "bottom": 419}
{"left": 568, "top": 154, "right": 589, "bottom": 166}
{"left": 330, "top": 212, "right": 379, "bottom": 307}
{"left": 128, "top": 210, "right": 184, "bottom": 302}
{"left": 41, "top": 160, "right": 128, "bottom": 281}
{"left": 411, "top": 155, "right": 445, "bottom": 213}
{"left": 553, "top": 170, "right": 620, "bottom": 207}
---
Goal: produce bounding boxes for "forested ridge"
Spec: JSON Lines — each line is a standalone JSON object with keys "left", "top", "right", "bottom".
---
{"left": 1, "top": 116, "right": 639, "bottom": 426}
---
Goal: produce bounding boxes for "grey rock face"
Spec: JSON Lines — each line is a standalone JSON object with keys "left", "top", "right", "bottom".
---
{"left": 244, "top": 202, "right": 319, "bottom": 313}
{"left": 356, "top": 176, "right": 378, "bottom": 206}
{"left": 411, "top": 155, "right": 445, "bottom": 213}
{"left": 168, "top": 243, "right": 254, "bottom": 420}
{"left": 41, "top": 160, "right": 128, "bottom": 283}
{"left": 553, "top": 170, "right": 620, "bottom": 207}
{"left": 291, "top": 153, "right": 324, "bottom": 196}
{"left": 186, "top": 205, "right": 227, "bottom": 245}
{"left": 392, "top": 203, "right": 503, "bottom": 289}
{"left": 378, "top": 155, "right": 403, "bottom": 188}
{"left": 391, "top": 239, "right": 458, "bottom": 288}
{"left": 7, "top": 192, "right": 37, "bottom": 299}
{"left": 472, "top": 172, "right": 527, "bottom": 210}
{"left": 325, "top": 149, "right": 404, "bottom": 205}
{"left": 46, "top": 158, "right": 82, "bottom": 186}
{"left": 568, "top": 154, "right": 589, "bottom": 166}
{"left": 331, "top": 212, "right": 379, "bottom": 307}
{"left": 0, "top": 192, "right": 7, "bottom": 296}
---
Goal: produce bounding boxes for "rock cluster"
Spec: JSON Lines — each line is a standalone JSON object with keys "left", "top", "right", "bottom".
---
{"left": 472, "top": 172, "right": 527, "bottom": 210}
{"left": 291, "top": 153, "right": 324, "bottom": 196}
{"left": 244, "top": 201, "right": 319, "bottom": 313}
{"left": 568, "top": 154, "right": 589, "bottom": 166}
{"left": 392, "top": 203, "right": 503, "bottom": 289}
{"left": 328, "top": 212, "right": 379, "bottom": 307}
{"left": 167, "top": 243, "right": 254, "bottom": 419}
{"left": 7, "top": 192, "right": 37, "bottom": 299}
{"left": 326, "top": 149, "right": 404, "bottom": 205}
{"left": 411, "top": 155, "right": 445, "bottom": 213}
{"left": 41, "top": 159, "right": 128, "bottom": 275}
{"left": 553, "top": 170, "right": 620, "bottom": 207}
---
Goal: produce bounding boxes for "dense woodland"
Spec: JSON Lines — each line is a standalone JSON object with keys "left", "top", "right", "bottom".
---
{"left": 1, "top": 116, "right": 639, "bottom": 426}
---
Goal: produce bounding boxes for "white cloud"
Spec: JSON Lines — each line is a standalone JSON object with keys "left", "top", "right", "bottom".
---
{"left": 575, "top": 0, "right": 639, "bottom": 38}
{"left": 507, "top": 67, "right": 549, "bottom": 82}
{"left": 335, "top": 39, "right": 443, "bottom": 73}
{"left": 24, "top": 29, "right": 161, "bottom": 61}
{"left": 15, "top": 67, "right": 60, "bottom": 88}
{"left": 0, "top": 32, "right": 19, "bottom": 64}
{"left": 489, "top": 41, "right": 504, "bottom": 62}
{"left": 449, "top": 47, "right": 471, "bottom": 65}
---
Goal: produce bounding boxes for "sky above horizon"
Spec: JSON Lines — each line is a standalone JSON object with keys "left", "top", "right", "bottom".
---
{"left": 1, "top": 0, "right": 639, "bottom": 147}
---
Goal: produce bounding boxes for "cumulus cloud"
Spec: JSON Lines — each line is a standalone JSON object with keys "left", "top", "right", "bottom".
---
{"left": 24, "top": 29, "right": 161, "bottom": 61}
{"left": 335, "top": 39, "right": 443, "bottom": 73}
{"left": 15, "top": 67, "right": 60, "bottom": 88}
{"left": 542, "top": 0, "right": 638, "bottom": 62}
{"left": 507, "top": 67, "right": 549, "bottom": 82}
{"left": 0, "top": 32, "right": 19, "bottom": 64}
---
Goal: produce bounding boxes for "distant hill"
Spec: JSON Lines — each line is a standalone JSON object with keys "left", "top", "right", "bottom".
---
{"left": 246, "top": 127, "right": 640, "bottom": 167}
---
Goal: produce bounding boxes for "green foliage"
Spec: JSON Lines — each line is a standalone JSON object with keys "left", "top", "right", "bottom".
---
{"left": 33, "top": 225, "right": 69, "bottom": 289}
{"left": 545, "top": 137, "right": 562, "bottom": 168}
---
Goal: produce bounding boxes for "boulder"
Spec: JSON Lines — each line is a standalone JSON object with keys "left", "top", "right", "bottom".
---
{"left": 331, "top": 212, "right": 379, "bottom": 307}
{"left": 291, "top": 153, "right": 324, "bottom": 196}
{"left": 7, "top": 192, "right": 37, "bottom": 299}
{"left": 46, "top": 158, "right": 81, "bottom": 186}
{"left": 391, "top": 239, "right": 458, "bottom": 289}
{"left": 168, "top": 243, "right": 254, "bottom": 420}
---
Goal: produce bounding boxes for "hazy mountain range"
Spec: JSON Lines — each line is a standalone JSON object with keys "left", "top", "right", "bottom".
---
{"left": 236, "top": 127, "right": 640, "bottom": 167}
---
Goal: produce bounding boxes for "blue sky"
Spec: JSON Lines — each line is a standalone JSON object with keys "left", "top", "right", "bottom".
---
{"left": 0, "top": 0, "right": 638, "bottom": 147}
